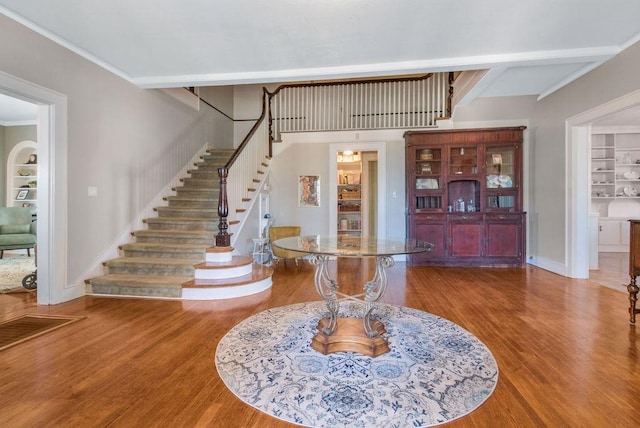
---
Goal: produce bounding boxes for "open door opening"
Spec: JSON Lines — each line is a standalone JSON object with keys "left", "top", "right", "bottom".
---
{"left": 329, "top": 142, "right": 386, "bottom": 238}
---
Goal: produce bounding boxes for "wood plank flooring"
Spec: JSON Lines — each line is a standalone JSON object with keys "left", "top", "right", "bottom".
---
{"left": 0, "top": 259, "right": 638, "bottom": 427}
{"left": 590, "top": 251, "right": 630, "bottom": 292}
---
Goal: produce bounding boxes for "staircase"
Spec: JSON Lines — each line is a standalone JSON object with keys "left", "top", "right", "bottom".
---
{"left": 87, "top": 148, "right": 273, "bottom": 299}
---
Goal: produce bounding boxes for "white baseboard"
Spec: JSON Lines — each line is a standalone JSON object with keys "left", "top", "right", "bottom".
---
{"left": 527, "top": 256, "right": 568, "bottom": 277}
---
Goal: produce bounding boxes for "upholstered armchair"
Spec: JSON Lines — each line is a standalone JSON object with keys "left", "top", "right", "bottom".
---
{"left": 0, "top": 207, "right": 36, "bottom": 259}
{"left": 269, "top": 226, "right": 308, "bottom": 266}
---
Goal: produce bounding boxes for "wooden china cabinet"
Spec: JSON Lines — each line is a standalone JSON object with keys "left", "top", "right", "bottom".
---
{"left": 405, "top": 126, "right": 526, "bottom": 267}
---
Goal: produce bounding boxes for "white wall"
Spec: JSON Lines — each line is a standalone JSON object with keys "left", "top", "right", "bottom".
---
{"left": 270, "top": 141, "right": 330, "bottom": 235}
{"left": 269, "top": 130, "right": 406, "bottom": 239}
{"left": 199, "top": 86, "right": 235, "bottom": 149}
{"left": 0, "top": 14, "right": 221, "bottom": 298}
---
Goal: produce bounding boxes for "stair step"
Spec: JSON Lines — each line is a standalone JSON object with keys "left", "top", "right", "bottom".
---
{"left": 188, "top": 170, "right": 218, "bottom": 180}
{"left": 132, "top": 230, "right": 215, "bottom": 244}
{"left": 144, "top": 217, "right": 218, "bottom": 231}
{"left": 89, "top": 274, "right": 191, "bottom": 298}
{"left": 180, "top": 179, "right": 219, "bottom": 189}
{"left": 192, "top": 163, "right": 223, "bottom": 171}
{"left": 201, "top": 152, "right": 234, "bottom": 162}
{"left": 120, "top": 243, "right": 209, "bottom": 259}
{"left": 196, "top": 254, "right": 253, "bottom": 269}
{"left": 184, "top": 264, "right": 273, "bottom": 288}
{"left": 164, "top": 195, "right": 218, "bottom": 208}
{"left": 155, "top": 206, "right": 218, "bottom": 219}
{"left": 173, "top": 187, "right": 219, "bottom": 198}
{"left": 104, "top": 257, "right": 200, "bottom": 276}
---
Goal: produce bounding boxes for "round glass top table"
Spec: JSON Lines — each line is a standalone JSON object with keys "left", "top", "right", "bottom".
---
{"left": 272, "top": 235, "right": 433, "bottom": 357}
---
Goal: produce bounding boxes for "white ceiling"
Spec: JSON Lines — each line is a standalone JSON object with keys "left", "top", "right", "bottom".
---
{"left": 2, "top": 0, "right": 640, "bottom": 124}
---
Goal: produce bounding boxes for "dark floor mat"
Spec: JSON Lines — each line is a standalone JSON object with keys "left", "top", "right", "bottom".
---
{"left": 0, "top": 314, "right": 85, "bottom": 351}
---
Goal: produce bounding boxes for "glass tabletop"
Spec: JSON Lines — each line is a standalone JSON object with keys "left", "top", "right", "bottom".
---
{"left": 272, "top": 235, "right": 434, "bottom": 257}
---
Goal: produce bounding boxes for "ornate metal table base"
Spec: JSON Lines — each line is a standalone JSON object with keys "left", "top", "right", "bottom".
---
{"left": 309, "top": 254, "right": 395, "bottom": 357}
{"left": 272, "top": 236, "right": 433, "bottom": 357}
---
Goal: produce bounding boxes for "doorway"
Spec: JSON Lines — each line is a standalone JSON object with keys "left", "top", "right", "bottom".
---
{"left": 329, "top": 142, "right": 386, "bottom": 237}
{"left": 1, "top": 71, "right": 68, "bottom": 304}
{"left": 567, "top": 88, "right": 640, "bottom": 279}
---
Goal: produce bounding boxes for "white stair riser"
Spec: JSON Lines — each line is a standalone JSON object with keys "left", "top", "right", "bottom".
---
{"left": 206, "top": 252, "right": 233, "bottom": 263}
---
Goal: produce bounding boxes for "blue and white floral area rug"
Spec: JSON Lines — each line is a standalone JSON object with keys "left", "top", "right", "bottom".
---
{"left": 215, "top": 301, "right": 498, "bottom": 427}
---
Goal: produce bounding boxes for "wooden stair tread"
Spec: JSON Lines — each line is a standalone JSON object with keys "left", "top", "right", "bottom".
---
{"left": 184, "top": 265, "right": 273, "bottom": 288}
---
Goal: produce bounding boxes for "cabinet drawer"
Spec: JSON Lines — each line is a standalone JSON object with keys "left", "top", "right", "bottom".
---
{"left": 447, "top": 213, "right": 483, "bottom": 222}
{"left": 485, "top": 213, "right": 522, "bottom": 222}
{"left": 419, "top": 213, "right": 447, "bottom": 221}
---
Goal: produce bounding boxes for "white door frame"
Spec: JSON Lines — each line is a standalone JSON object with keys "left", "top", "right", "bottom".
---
{"left": 1, "top": 71, "right": 70, "bottom": 304}
{"left": 567, "top": 89, "right": 640, "bottom": 278}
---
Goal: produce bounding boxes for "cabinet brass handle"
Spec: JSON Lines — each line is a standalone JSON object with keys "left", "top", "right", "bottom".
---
{"left": 499, "top": 216, "right": 506, "bottom": 219}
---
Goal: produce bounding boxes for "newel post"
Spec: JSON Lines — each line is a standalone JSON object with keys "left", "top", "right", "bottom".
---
{"left": 216, "top": 167, "right": 231, "bottom": 247}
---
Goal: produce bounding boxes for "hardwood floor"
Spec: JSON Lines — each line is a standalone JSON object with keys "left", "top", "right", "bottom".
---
{"left": 1, "top": 259, "right": 638, "bottom": 427}
{"left": 590, "top": 252, "right": 630, "bottom": 292}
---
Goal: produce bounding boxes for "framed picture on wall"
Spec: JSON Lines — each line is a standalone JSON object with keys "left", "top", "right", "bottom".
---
{"left": 16, "top": 189, "right": 29, "bottom": 200}
{"left": 298, "top": 175, "right": 320, "bottom": 207}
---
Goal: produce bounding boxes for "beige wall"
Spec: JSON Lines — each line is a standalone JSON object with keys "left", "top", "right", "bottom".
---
{"left": 529, "top": 40, "right": 640, "bottom": 267}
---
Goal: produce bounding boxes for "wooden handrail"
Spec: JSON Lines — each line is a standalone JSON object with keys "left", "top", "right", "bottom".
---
{"left": 267, "top": 73, "right": 434, "bottom": 97}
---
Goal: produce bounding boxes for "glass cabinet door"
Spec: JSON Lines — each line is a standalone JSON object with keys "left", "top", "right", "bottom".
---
{"left": 484, "top": 145, "right": 519, "bottom": 210}
{"left": 449, "top": 146, "right": 478, "bottom": 176}
{"left": 415, "top": 148, "right": 442, "bottom": 210}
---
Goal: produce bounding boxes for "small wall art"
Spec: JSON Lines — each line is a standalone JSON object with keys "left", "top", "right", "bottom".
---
{"left": 298, "top": 175, "right": 320, "bottom": 207}
{"left": 16, "top": 189, "right": 29, "bottom": 200}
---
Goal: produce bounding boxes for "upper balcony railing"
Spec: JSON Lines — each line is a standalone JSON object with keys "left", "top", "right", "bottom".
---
{"left": 267, "top": 73, "right": 452, "bottom": 145}
{"left": 215, "top": 74, "right": 453, "bottom": 245}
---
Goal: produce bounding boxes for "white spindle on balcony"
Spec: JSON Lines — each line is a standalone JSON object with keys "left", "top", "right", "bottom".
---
{"left": 269, "top": 73, "right": 449, "bottom": 142}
